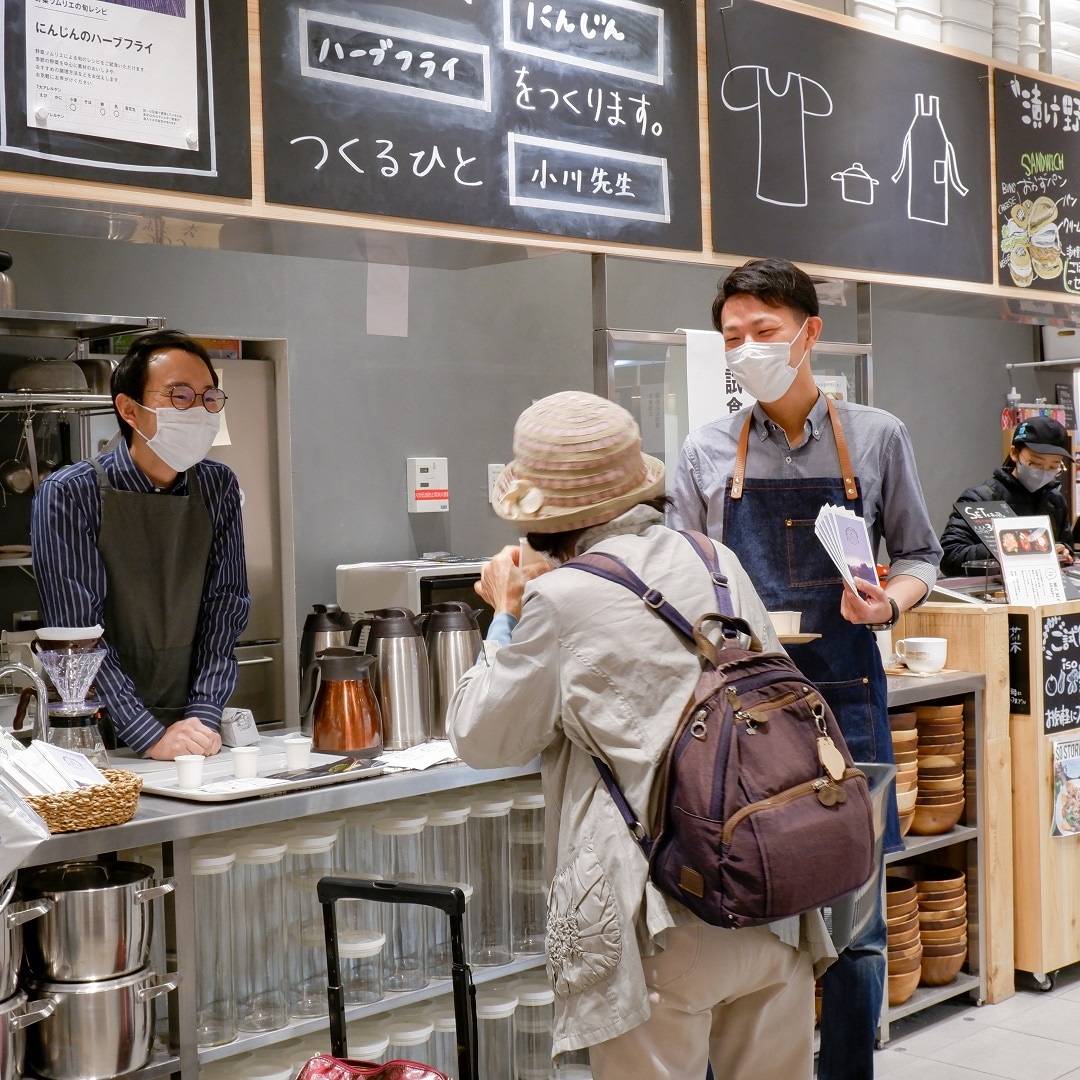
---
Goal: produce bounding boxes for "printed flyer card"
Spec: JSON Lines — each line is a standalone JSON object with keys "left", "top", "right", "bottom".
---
{"left": 992, "top": 515, "right": 1065, "bottom": 606}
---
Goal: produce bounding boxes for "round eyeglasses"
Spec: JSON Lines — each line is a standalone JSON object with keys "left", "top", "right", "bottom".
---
{"left": 147, "top": 385, "right": 228, "bottom": 413}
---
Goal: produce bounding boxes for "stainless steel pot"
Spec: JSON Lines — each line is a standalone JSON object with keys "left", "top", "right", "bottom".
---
{"left": 0, "top": 992, "right": 55, "bottom": 1080}
{"left": 24, "top": 968, "right": 178, "bottom": 1080}
{"left": 18, "top": 861, "right": 175, "bottom": 982}
{"left": 0, "top": 893, "right": 52, "bottom": 1001}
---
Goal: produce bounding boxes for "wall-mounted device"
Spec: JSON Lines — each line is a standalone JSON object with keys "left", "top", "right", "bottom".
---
{"left": 407, "top": 456, "right": 449, "bottom": 513}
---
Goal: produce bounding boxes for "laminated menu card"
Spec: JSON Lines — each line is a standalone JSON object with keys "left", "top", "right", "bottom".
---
{"left": 991, "top": 515, "right": 1065, "bottom": 607}
{"left": 814, "top": 504, "right": 878, "bottom": 593}
{"left": 1051, "top": 734, "right": 1080, "bottom": 837}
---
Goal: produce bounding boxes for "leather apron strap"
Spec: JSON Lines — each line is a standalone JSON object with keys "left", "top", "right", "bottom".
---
{"left": 730, "top": 396, "right": 857, "bottom": 502}
{"left": 92, "top": 458, "right": 213, "bottom": 726}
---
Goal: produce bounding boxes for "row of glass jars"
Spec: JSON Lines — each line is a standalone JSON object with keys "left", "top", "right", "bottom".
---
{"left": 186, "top": 779, "right": 549, "bottom": 1048}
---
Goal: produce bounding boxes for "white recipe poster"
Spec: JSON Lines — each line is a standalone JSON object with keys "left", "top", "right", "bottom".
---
{"left": 992, "top": 515, "right": 1066, "bottom": 607}
{"left": 25, "top": 0, "right": 198, "bottom": 150}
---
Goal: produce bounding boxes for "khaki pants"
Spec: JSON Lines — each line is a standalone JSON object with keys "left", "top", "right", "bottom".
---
{"left": 588, "top": 921, "right": 815, "bottom": 1080}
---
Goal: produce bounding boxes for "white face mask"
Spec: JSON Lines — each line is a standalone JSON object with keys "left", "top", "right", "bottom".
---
{"left": 133, "top": 402, "right": 220, "bottom": 473}
{"left": 724, "top": 318, "right": 810, "bottom": 403}
{"left": 1015, "top": 461, "right": 1059, "bottom": 493}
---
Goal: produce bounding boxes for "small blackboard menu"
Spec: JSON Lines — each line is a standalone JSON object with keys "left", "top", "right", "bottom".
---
{"left": 705, "top": 0, "right": 993, "bottom": 282}
{"left": 995, "top": 70, "right": 1080, "bottom": 294}
{"left": 259, "top": 1, "right": 701, "bottom": 249}
{"left": 1042, "top": 612, "right": 1080, "bottom": 733}
{"left": 1010, "top": 612, "right": 1031, "bottom": 714}
{"left": 0, "top": 0, "right": 250, "bottom": 198}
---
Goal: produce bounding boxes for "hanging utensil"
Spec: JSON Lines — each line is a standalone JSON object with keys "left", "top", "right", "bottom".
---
{"left": 24, "top": 414, "right": 40, "bottom": 491}
{"left": 0, "top": 423, "right": 32, "bottom": 496}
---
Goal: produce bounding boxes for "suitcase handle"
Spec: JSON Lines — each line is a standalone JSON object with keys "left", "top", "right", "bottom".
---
{"left": 317, "top": 876, "right": 478, "bottom": 1080}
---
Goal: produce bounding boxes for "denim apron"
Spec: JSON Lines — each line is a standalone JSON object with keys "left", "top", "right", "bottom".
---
{"left": 92, "top": 459, "right": 213, "bottom": 727}
{"left": 721, "top": 398, "right": 900, "bottom": 853}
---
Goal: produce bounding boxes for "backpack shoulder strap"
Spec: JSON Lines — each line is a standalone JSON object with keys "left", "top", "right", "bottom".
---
{"left": 678, "top": 530, "right": 735, "bottom": 617}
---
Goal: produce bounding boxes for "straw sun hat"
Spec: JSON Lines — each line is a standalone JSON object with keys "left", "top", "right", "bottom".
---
{"left": 491, "top": 391, "right": 665, "bottom": 533}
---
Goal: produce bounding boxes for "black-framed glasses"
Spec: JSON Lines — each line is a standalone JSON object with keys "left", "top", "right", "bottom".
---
{"left": 147, "top": 385, "right": 228, "bottom": 413}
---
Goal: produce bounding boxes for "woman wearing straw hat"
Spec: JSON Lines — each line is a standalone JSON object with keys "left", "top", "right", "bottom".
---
{"left": 446, "top": 391, "right": 834, "bottom": 1080}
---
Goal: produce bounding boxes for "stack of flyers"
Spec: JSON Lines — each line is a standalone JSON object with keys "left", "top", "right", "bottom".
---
{"left": 815, "top": 504, "right": 878, "bottom": 593}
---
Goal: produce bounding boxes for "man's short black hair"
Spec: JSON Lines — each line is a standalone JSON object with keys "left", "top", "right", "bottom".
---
{"left": 110, "top": 329, "right": 217, "bottom": 445}
{"left": 711, "top": 258, "right": 820, "bottom": 333}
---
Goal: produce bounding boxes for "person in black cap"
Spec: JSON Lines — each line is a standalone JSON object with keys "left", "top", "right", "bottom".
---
{"left": 940, "top": 416, "right": 1075, "bottom": 576}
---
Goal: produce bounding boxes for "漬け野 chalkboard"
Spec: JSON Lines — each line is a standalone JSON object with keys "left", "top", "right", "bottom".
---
{"left": 259, "top": 1, "right": 701, "bottom": 250}
{"left": 995, "top": 70, "right": 1080, "bottom": 294}
{"left": 705, "top": 0, "right": 993, "bottom": 283}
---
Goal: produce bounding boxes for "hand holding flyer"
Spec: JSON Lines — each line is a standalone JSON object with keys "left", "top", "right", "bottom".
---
{"left": 814, "top": 504, "right": 878, "bottom": 594}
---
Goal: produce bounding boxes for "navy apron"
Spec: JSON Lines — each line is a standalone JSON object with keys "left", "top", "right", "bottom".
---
{"left": 92, "top": 458, "right": 213, "bottom": 728}
{"left": 722, "top": 398, "right": 900, "bottom": 852}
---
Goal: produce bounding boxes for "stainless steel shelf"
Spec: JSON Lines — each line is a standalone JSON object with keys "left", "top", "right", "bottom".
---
{"left": 886, "top": 672, "right": 985, "bottom": 707}
{"left": 24, "top": 1051, "right": 181, "bottom": 1080}
{"left": 198, "top": 956, "right": 547, "bottom": 1063}
{"left": 0, "top": 392, "right": 112, "bottom": 409}
{"left": 0, "top": 310, "right": 163, "bottom": 339}
{"left": 887, "top": 825, "right": 979, "bottom": 863}
{"left": 886, "top": 973, "right": 982, "bottom": 1024}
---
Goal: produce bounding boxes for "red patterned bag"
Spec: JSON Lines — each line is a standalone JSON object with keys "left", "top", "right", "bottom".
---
{"left": 296, "top": 1056, "right": 447, "bottom": 1080}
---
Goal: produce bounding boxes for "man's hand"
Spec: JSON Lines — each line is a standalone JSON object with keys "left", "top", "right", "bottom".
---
{"left": 1058, "top": 544, "right": 1074, "bottom": 566}
{"left": 147, "top": 718, "right": 222, "bottom": 760}
{"left": 474, "top": 544, "right": 553, "bottom": 619}
{"left": 840, "top": 576, "right": 894, "bottom": 626}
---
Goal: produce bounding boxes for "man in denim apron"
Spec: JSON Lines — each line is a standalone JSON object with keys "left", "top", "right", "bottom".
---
{"left": 669, "top": 258, "right": 941, "bottom": 1080}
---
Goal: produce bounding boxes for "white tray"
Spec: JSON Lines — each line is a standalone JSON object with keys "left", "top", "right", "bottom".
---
{"left": 111, "top": 735, "right": 386, "bottom": 803}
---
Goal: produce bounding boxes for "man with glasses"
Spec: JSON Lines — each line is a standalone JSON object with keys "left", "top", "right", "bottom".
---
{"left": 940, "top": 415, "right": 1075, "bottom": 576}
{"left": 31, "top": 330, "right": 249, "bottom": 760}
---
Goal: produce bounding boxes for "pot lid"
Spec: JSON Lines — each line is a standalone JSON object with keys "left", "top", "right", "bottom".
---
{"left": 314, "top": 646, "right": 374, "bottom": 681}
{"left": 830, "top": 162, "right": 879, "bottom": 183}
{"left": 303, "top": 603, "right": 353, "bottom": 634}
{"left": 19, "top": 859, "right": 154, "bottom": 895}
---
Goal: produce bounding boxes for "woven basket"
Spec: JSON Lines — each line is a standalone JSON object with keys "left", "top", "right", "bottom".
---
{"left": 25, "top": 769, "right": 142, "bottom": 833}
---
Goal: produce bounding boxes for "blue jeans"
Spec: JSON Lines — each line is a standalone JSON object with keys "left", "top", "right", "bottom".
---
{"left": 816, "top": 892, "right": 887, "bottom": 1080}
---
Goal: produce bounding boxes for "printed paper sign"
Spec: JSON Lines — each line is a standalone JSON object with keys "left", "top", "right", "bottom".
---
{"left": 992, "top": 515, "right": 1065, "bottom": 607}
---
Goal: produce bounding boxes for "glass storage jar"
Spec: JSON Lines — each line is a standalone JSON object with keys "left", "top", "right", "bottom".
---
{"left": 191, "top": 846, "right": 237, "bottom": 1048}
{"left": 385, "top": 1016, "right": 434, "bottom": 1063}
{"left": 510, "top": 790, "right": 548, "bottom": 955}
{"left": 373, "top": 811, "right": 429, "bottom": 991}
{"left": 286, "top": 826, "right": 338, "bottom": 1018}
{"left": 513, "top": 978, "right": 556, "bottom": 1080}
{"left": 429, "top": 1003, "right": 459, "bottom": 1079}
{"left": 468, "top": 795, "right": 514, "bottom": 966}
{"left": 476, "top": 989, "right": 518, "bottom": 1080}
{"left": 234, "top": 839, "right": 289, "bottom": 1032}
{"left": 342, "top": 1020, "right": 390, "bottom": 1064}
{"left": 424, "top": 799, "right": 472, "bottom": 978}
{"left": 338, "top": 929, "right": 386, "bottom": 1005}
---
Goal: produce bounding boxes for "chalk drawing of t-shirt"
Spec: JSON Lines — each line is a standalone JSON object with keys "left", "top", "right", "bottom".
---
{"left": 720, "top": 66, "right": 833, "bottom": 207}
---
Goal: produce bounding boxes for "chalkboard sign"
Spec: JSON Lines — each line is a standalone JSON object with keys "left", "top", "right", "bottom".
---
{"left": 0, "top": 0, "right": 250, "bottom": 198}
{"left": 1010, "top": 612, "right": 1031, "bottom": 714}
{"left": 1042, "top": 612, "right": 1080, "bottom": 733}
{"left": 995, "top": 70, "right": 1080, "bottom": 295}
{"left": 705, "top": 0, "right": 993, "bottom": 282}
{"left": 259, "top": 1, "right": 701, "bottom": 250}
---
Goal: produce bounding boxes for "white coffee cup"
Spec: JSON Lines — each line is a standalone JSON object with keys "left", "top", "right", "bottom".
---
{"left": 767, "top": 610, "right": 802, "bottom": 636}
{"left": 175, "top": 754, "right": 205, "bottom": 790}
{"left": 283, "top": 734, "right": 312, "bottom": 772}
{"left": 231, "top": 745, "right": 261, "bottom": 779}
{"left": 895, "top": 637, "right": 948, "bottom": 674}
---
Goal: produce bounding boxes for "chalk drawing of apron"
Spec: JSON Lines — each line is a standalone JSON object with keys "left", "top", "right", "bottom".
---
{"left": 891, "top": 94, "right": 968, "bottom": 226}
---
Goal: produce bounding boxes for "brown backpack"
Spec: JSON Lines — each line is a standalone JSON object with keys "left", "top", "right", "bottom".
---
{"left": 566, "top": 532, "right": 875, "bottom": 928}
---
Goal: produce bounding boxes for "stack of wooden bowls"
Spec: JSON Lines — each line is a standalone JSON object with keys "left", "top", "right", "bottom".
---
{"left": 913, "top": 866, "right": 968, "bottom": 986}
{"left": 885, "top": 875, "right": 922, "bottom": 1006}
{"left": 889, "top": 710, "right": 918, "bottom": 836}
{"left": 911, "top": 704, "right": 966, "bottom": 836}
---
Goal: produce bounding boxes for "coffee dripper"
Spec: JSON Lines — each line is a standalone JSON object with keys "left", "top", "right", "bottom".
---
{"left": 35, "top": 648, "right": 110, "bottom": 768}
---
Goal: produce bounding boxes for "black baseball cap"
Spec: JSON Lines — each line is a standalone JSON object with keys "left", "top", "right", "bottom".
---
{"left": 1013, "top": 416, "right": 1072, "bottom": 458}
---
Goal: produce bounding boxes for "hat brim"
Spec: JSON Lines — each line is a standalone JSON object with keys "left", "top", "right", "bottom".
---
{"left": 1016, "top": 440, "right": 1071, "bottom": 459}
{"left": 492, "top": 454, "right": 666, "bottom": 533}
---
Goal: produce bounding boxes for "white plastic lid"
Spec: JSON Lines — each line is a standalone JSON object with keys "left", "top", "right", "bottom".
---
{"left": 309, "top": 814, "right": 346, "bottom": 835}
{"left": 200, "top": 1053, "right": 254, "bottom": 1079}
{"left": 190, "top": 851, "right": 236, "bottom": 875}
{"left": 373, "top": 812, "right": 428, "bottom": 835}
{"left": 337, "top": 930, "right": 386, "bottom": 958}
{"left": 476, "top": 990, "right": 518, "bottom": 1019}
{"left": 429, "top": 1004, "right": 458, "bottom": 1032}
{"left": 385, "top": 1018, "right": 434, "bottom": 1045}
{"left": 470, "top": 796, "right": 513, "bottom": 818}
{"left": 234, "top": 840, "right": 287, "bottom": 864}
{"left": 426, "top": 804, "right": 471, "bottom": 826}
{"left": 234, "top": 1060, "right": 295, "bottom": 1080}
{"left": 344, "top": 1024, "right": 390, "bottom": 1059}
{"left": 512, "top": 791, "right": 546, "bottom": 809}
{"left": 514, "top": 979, "right": 555, "bottom": 1006}
{"left": 285, "top": 829, "right": 338, "bottom": 855}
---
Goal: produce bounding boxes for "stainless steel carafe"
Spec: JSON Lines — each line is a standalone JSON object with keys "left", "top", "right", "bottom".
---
{"left": 424, "top": 602, "right": 483, "bottom": 738}
{"left": 299, "top": 603, "right": 354, "bottom": 732}
{"left": 350, "top": 608, "right": 431, "bottom": 750}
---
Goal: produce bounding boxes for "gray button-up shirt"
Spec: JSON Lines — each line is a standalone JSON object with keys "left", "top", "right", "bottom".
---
{"left": 669, "top": 394, "right": 941, "bottom": 598}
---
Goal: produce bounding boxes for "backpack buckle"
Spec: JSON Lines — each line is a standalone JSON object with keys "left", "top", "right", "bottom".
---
{"left": 643, "top": 589, "right": 665, "bottom": 610}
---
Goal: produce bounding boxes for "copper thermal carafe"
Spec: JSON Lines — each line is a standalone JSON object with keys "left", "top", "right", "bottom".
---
{"left": 298, "top": 647, "right": 382, "bottom": 756}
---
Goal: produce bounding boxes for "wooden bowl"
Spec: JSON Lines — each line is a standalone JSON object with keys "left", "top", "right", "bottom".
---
{"left": 921, "top": 940, "right": 968, "bottom": 956}
{"left": 892, "top": 728, "right": 919, "bottom": 746}
{"left": 897, "top": 788, "right": 919, "bottom": 812}
{"left": 919, "top": 731, "right": 966, "bottom": 744}
{"left": 915, "top": 867, "right": 967, "bottom": 891}
{"left": 920, "top": 925, "right": 967, "bottom": 944}
{"left": 917, "top": 718, "right": 965, "bottom": 732}
{"left": 888, "top": 967, "right": 921, "bottom": 1006}
{"left": 917, "top": 792, "right": 966, "bottom": 806}
{"left": 889, "top": 922, "right": 922, "bottom": 948}
{"left": 919, "top": 777, "right": 965, "bottom": 793}
{"left": 894, "top": 750, "right": 919, "bottom": 764}
{"left": 916, "top": 704, "right": 965, "bottom": 719}
{"left": 918, "top": 910, "right": 967, "bottom": 929}
{"left": 886, "top": 898, "right": 919, "bottom": 922}
{"left": 919, "top": 896, "right": 966, "bottom": 914}
{"left": 888, "top": 951, "right": 924, "bottom": 976}
{"left": 919, "top": 755, "right": 964, "bottom": 771}
{"left": 886, "top": 876, "right": 918, "bottom": 899}
{"left": 921, "top": 951, "right": 967, "bottom": 987}
{"left": 917, "top": 884, "right": 966, "bottom": 903}
{"left": 910, "top": 801, "right": 966, "bottom": 835}
{"left": 889, "top": 711, "right": 918, "bottom": 730}
{"left": 899, "top": 809, "right": 916, "bottom": 837}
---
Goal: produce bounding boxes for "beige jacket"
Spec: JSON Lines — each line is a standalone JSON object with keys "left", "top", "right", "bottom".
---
{"left": 447, "top": 507, "right": 836, "bottom": 1055}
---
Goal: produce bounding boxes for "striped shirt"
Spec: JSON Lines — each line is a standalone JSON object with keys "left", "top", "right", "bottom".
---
{"left": 30, "top": 439, "right": 250, "bottom": 755}
{"left": 669, "top": 394, "right": 942, "bottom": 597}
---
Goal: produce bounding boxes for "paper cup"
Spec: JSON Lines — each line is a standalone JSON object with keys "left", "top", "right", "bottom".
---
{"left": 231, "top": 745, "right": 261, "bottom": 779}
{"left": 896, "top": 637, "right": 947, "bottom": 674}
{"left": 175, "top": 754, "right": 205, "bottom": 790}
{"left": 768, "top": 610, "right": 802, "bottom": 636}
{"left": 283, "top": 735, "right": 313, "bottom": 771}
